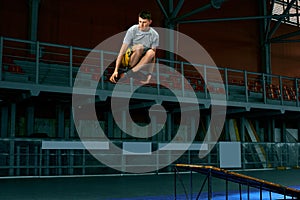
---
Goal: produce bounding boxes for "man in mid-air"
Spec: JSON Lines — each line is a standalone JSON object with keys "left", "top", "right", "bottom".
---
{"left": 109, "top": 11, "right": 159, "bottom": 84}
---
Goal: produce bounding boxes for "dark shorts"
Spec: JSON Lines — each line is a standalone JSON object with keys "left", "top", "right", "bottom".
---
{"left": 121, "top": 45, "right": 151, "bottom": 68}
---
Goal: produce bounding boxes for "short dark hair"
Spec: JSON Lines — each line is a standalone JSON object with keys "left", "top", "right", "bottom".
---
{"left": 139, "top": 11, "right": 151, "bottom": 20}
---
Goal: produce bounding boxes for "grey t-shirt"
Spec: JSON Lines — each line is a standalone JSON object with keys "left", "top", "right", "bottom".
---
{"left": 123, "top": 24, "right": 159, "bottom": 49}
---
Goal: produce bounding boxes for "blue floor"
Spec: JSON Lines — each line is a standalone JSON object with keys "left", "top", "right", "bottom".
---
{"left": 1, "top": 169, "right": 299, "bottom": 199}
{"left": 109, "top": 185, "right": 300, "bottom": 200}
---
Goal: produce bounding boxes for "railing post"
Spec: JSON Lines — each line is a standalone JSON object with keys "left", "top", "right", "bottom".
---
{"left": 239, "top": 183, "right": 242, "bottom": 200}
{"left": 39, "top": 146, "right": 42, "bottom": 176}
{"left": 260, "top": 186, "right": 262, "bottom": 200}
{"left": 262, "top": 73, "right": 266, "bottom": 104}
{"left": 226, "top": 179, "right": 229, "bottom": 200}
{"left": 69, "top": 149, "right": 74, "bottom": 175}
{"left": 16, "top": 145, "right": 20, "bottom": 176}
{"left": 247, "top": 184, "right": 250, "bottom": 200}
{"left": 156, "top": 58, "right": 160, "bottom": 95}
{"left": 82, "top": 149, "right": 86, "bottom": 175}
{"left": 244, "top": 70, "right": 249, "bottom": 102}
{"left": 69, "top": 46, "right": 73, "bottom": 87}
{"left": 295, "top": 78, "right": 299, "bottom": 107}
{"left": 174, "top": 167, "right": 177, "bottom": 200}
{"left": 241, "top": 117, "right": 246, "bottom": 169}
{"left": 9, "top": 140, "right": 15, "bottom": 176}
{"left": 190, "top": 170, "right": 193, "bottom": 200}
{"left": 208, "top": 169, "right": 212, "bottom": 200}
{"left": 180, "top": 61, "right": 184, "bottom": 97}
{"left": 100, "top": 50, "right": 104, "bottom": 90}
{"left": 0, "top": 36, "right": 3, "bottom": 81}
{"left": 279, "top": 76, "right": 283, "bottom": 105}
{"left": 204, "top": 65, "right": 208, "bottom": 99}
{"left": 224, "top": 68, "right": 229, "bottom": 101}
{"left": 34, "top": 146, "right": 38, "bottom": 176}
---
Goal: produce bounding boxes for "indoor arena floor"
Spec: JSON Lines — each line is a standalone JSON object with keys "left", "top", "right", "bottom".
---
{"left": 0, "top": 168, "right": 299, "bottom": 200}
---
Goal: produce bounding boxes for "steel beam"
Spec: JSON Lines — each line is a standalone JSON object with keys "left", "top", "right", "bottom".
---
{"left": 267, "top": 0, "right": 297, "bottom": 39}
{"left": 271, "top": 30, "right": 300, "bottom": 43}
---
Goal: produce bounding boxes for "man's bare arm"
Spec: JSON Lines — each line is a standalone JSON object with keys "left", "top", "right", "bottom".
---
{"left": 109, "top": 43, "right": 129, "bottom": 83}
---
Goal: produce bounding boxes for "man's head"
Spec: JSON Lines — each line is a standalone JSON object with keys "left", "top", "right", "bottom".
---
{"left": 138, "top": 11, "right": 152, "bottom": 31}
{"left": 139, "top": 11, "right": 151, "bottom": 20}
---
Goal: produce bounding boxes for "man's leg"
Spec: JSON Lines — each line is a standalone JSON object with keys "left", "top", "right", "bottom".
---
{"left": 131, "top": 49, "right": 155, "bottom": 72}
{"left": 129, "top": 44, "right": 144, "bottom": 68}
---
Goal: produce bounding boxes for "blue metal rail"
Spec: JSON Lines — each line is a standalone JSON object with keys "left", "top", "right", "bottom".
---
{"left": 174, "top": 164, "right": 300, "bottom": 200}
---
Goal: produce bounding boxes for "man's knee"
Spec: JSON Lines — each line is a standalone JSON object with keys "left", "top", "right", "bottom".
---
{"left": 132, "top": 44, "right": 144, "bottom": 56}
{"left": 145, "top": 49, "right": 155, "bottom": 60}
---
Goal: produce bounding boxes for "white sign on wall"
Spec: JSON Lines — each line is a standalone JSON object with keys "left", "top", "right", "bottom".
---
{"left": 219, "top": 142, "right": 241, "bottom": 168}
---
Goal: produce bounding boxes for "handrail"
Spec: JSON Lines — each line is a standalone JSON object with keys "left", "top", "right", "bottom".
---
{"left": 175, "top": 164, "right": 300, "bottom": 198}
{"left": 0, "top": 140, "right": 299, "bottom": 176}
{"left": 1, "top": 36, "right": 300, "bottom": 109}
{"left": 3, "top": 36, "right": 36, "bottom": 45}
{"left": 0, "top": 36, "right": 297, "bottom": 80}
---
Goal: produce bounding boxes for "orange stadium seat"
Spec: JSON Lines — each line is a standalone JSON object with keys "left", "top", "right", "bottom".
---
{"left": 8, "top": 65, "right": 23, "bottom": 74}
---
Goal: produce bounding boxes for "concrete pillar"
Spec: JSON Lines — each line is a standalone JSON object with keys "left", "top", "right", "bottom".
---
{"left": 57, "top": 105, "right": 65, "bottom": 138}
{"left": 281, "top": 120, "right": 286, "bottom": 143}
{"left": 266, "top": 119, "right": 273, "bottom": 142}
{"left": 240, "top": 117, "right": 246, "bottom": 169}
{"left": 270, "top": 119, "right": 276, "bottom": 142}
{"left": 205, "top": 115, "right": 211, "bottom": 164}
{"left": 27, "top": 105, "right": 35, "bottom": 137}
{"left": 68, "top": 105, "right": 74, "bottom": 139}
{"left": 240, "top": 117, "right": 245, "bottom": 142}
{"left": 107, "top": 112, "right": 114, "bottom": 138}
{"left": 10, "top": 103, "right": 16, "bottom": 137}
{"left": 1, "top": 106, "right": 9, "bottom": 138}
{"left": 29, "top": 0, "right": 40, "bottom": 42}
{"left": 224, "top": 119, "right": 230, "bottom": 141}
{"left": 166, "top": 112, "right": 172, "bottom": 141}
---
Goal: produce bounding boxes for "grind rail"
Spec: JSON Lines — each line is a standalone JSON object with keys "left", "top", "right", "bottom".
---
{"left": 174, "top": 164, "right": 300, "bottom": 200}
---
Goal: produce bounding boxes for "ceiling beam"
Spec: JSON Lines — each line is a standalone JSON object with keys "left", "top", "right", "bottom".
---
{"left": 172, "top": 3, "right": 212, "bottom": 23}
{"left": 156, "top": 0, "right": 169, "bottom": 19}
{"left": 271, "top": 39, "right": 300, "bottom": 43}
{"left": 177, "top": 13, "right": 300, "bottom": 24}
{"left": 170, "top": 0, "right": 185, "bottom": 18}
{"left": 270, "top": 29, "right": 300, "bottom": 43}
{"left": 264, "top": 0, "right": 275, "bottom": 43}
{"left": 267, "top": 0, "right": 297, "bottom": 39}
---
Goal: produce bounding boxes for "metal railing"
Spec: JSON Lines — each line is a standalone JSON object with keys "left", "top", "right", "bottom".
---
{"left": 1, "top": 36, "right": 300, "bottom": 109}
{"left": 174, "top": 164, "right": 300, "bottom": 199}
{"left": 0, "top": 138, "right": 299, "bottom": 177}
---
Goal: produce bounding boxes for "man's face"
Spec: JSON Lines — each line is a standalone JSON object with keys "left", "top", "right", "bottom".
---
{"left": 138, "top": 17, "right": 152, "bottom": 31}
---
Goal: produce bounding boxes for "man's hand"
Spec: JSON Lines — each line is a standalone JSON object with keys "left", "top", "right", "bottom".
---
{"left": 109, "top": 71, "right": 118, "bottom": 83}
